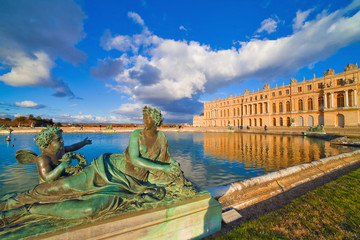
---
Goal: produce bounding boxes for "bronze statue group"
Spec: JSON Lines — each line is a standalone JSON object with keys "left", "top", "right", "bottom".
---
{"left": 0, "top": 106, "right": 196, "bottom": 227}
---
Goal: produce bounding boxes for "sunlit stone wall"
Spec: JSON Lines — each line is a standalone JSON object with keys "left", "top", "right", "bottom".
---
{"left": 202, "top": 63, "right": 360, "bottom": 128}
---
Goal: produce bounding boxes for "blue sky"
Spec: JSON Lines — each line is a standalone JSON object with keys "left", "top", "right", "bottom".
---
{"left": 0, "top": 0, "right": 360, "bottom": 123}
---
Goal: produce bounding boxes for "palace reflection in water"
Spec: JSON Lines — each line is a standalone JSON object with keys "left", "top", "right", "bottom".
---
{"left": 0, "top": 133, "right": 355, "bottom": 194}
{"left": 202, "top": 133, "right": 345, "bottom": 171}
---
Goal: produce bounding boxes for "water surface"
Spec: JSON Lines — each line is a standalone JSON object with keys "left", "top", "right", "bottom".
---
{"left": 0, "top": 132, "right": 355, "bottom": 195}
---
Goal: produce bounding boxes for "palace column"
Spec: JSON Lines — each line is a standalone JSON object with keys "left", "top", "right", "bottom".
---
{"left": 330, "top": 92, "right": 334, "bottom": 108}
{"left": 345, "top": 90, "right": 349, "bottom": 107}
{"left": 354, "top": 89, "right": 358, "bottom": 106}
{"left": 324, "top": 94, "right": 328, "bottom": 108}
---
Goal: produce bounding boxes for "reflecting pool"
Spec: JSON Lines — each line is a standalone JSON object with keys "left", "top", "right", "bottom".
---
{"left": 0, "top": 132, "right": 356, "bottom": 195}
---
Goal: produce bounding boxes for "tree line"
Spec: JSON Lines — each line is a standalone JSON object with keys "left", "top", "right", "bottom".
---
{"left": 0, "top": 115, "right": 56, "bottom": 128}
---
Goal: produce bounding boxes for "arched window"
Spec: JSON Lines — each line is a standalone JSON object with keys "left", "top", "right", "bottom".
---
{"left": 308, "top": 116, "right": 314, "bottom": 126}
{"left": 299, "top": 116, "right": 303, "bottom": 126}
{"left": 308, "top": 98, "right": 313, "bottom": 110}
{"left": 249, "top": 119, "right": 252, "bottom": 126}
{"left": 260, "top": 118, "right": 263, "bottom": 127}
{"left": 337, "top": 114, "right": 345, "bottom": 127}
{"left": 298, "top": 99, "right": 303, "bottom": 111}
{"left": 272, "top": 103, "right": 276, "bottom": 113}
{"left": 337, "top": 93, "right": 344, "bottom": 108}
{"left": 287, "top": 117, "right": 291, "bottom": 126}
{"left": 280, "top": 117, "right": 283, "bottom": 126}
{"left": 286, "top": 101, "right": 291, "bottom": 112}
{"left": 273, "top": 118, "right": 276, "bottom": 126}
{"left": 318, "top": 96, "right": 324, "bottom": 110}
{"left": 349, "top": 90, "right": 354, "bottom": 107}
{"left": 279, "top": 102, "right": 283, "bottom": 112}
{"left": 254, "top": 118, "right": 257, "bottom": 126}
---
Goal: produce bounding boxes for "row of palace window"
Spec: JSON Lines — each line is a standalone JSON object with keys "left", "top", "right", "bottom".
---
{"left": 206, "top": 93, "right": 351, "bottom": 119}
{"left": 213, "top": 83, "right": 326, "bottom": 107}
{"left": 221, "top": 116, "right": 312, "bottom": 127}
{"left": 217, "top": 113, "right": 346, "bottom": 128}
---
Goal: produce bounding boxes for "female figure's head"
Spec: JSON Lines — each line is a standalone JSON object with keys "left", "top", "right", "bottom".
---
{"left": 143, "top": 106, "right": 164, "bottom": 128}
{"left": 36, "top": 127, "right": 63, "bottom": 152}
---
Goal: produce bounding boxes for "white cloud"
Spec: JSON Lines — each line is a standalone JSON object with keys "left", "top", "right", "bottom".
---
{"left": 257, "top": 18, "right": 278, "bottom": 34}
{"left": 101, "top": 29, "right": 161, "bottom": 53}
{"left": 0, "top": 0, "right": 86, "bottom": 97}
{"left": 15, "top": 100, "right": 45, "bottom": 109}
{"left": 0, "top": 113, "right": 13, "bottom": 119}
{"left": 96, "top": 2, "right": 360, "bottom": 120}
{"left": 111, "top": 103, "right": 144, "bottom": 121}
{"left": 128, "top": 12, "right": 145, "bottom": 26}
{"left": 179, "top": 25, "right": 187, "bottom": 31}
{"left": 54, "top": 114, "right": 126, "bottom": 123}
{"left": 293, "top": 9, "right": 314, "bottom": 31}
{"left": 1, "top": 52, "right": 54, "bottom": 87}
{"left": 110, "top": 102, "right": 193, "bottom": 123}
{"left": 14, "top": 114, "right": 24, "bottom": 118}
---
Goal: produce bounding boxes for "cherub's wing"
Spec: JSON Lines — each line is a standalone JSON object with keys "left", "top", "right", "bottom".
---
{"left": 15, "top": 150, "right": 38, "bottom": 164}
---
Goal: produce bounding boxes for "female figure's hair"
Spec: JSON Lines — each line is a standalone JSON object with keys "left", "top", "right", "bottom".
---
{"left": 143, "top": 106, "right": 164, "bottom": 126}
{"left": 36, "top": 127, "right": 63, "bottom": 149}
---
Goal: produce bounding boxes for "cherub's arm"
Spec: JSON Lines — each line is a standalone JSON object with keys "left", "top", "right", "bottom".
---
{"left": 36, "top": 155, "right": 70, "bottom": 183}
{"left": 64, "top": 137, "right": 92, "bottom": 152}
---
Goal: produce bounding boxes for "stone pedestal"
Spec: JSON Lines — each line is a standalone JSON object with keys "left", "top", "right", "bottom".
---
{"left": 37, "top": 193, "right": 221, "bottom": 240}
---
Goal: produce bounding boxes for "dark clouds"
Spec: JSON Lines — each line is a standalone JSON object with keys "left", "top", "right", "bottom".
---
{"left": 0, "top": 0, "right": 87, "bottom": 98}
{"left": 90, "top": 58, "right": 124, "bottom": 79}
{"left": 128, "top": 64, "right": 161, "bottom": 86}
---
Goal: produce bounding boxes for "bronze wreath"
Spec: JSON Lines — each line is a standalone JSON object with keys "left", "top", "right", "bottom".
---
{"left": 60, "top": 152, "right": 87, "bottom": 175}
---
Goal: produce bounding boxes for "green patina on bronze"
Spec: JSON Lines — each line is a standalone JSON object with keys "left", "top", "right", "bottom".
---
{"left": 35, "top": 126, "right": 63, "bottom": 150}
{"left": 0, "top": 106, "right": 202, "bottom": 239}
{"left": 15, "top": 126, "right": 92, "bottom": 183}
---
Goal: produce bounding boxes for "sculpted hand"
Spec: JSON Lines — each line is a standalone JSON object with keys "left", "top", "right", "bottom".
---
{"left": 59, "top": 153, "right": 72, "bottom": 167}
{"left": 163, "top": 165, "right": 173, "bottom": 174}
{"left": 83, "top": 137, "right": 92, "bottom": 145}
{"left": 168, "top": 159, "right": 181, "bottom": 177}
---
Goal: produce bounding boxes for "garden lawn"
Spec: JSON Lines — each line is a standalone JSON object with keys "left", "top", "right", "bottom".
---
{"left": 218, "top": 167, "right": 360, "bottom": 239}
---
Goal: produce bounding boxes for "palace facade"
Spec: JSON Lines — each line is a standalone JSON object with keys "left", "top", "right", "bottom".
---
{"left": 195, "top": 63, "right": 360, "bottom": 128}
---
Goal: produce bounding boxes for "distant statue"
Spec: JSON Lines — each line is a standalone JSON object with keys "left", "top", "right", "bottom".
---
{"left": 0, "top": 106, "right": 195, "bottom": 226}
{"left": 308, "top": 125, "right": 325, "bottom": 133}
{"left": 15, "top": 127, "right": 92, "bottom": 183}
{"left": 304, "top": 125, "right": 326, "bottom": 136}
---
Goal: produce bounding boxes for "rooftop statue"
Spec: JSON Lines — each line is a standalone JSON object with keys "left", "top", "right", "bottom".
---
{"left": 15, "top": 127, "right": 92, "bottom": 183}
{"left": 0, "top": 106, "right": 196, "bottom": 228}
